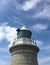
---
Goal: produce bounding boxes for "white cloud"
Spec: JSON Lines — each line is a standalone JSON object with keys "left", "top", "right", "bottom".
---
{"left": 21, "top": 0, "right": 50, "bottom": 19}
{"left": 35, "top": 40, "right": 42, "bottom": 46}
{"left": 21, "top": 0, "right": 41, "bottom": 11}
{"left": 5, "top": 26, "right": 17, "bottom": 41}
{"left": 31, "top": 24, "right": 48, "bottom": 33}
{"left": 33, "top": 5, "right": 50, "bottom": 19}
{"left": 0, "top": 23, "right": 17, "bottom": 47}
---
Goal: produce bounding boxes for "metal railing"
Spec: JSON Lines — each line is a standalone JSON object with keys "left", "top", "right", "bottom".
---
{"left": 12, "top": 37, "right": 37, "bottom": 46}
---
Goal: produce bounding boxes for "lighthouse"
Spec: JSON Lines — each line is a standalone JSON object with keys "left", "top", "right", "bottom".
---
{"left": 9, "top": 25, "right": 39, "bottom": 65}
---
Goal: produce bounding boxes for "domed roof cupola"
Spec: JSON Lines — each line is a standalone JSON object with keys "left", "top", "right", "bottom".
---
{"left": 16, "top": 25, "right": 32, "bottom": 39}
{"left": 21, "top": 25, "right": 28, "bottom": 30}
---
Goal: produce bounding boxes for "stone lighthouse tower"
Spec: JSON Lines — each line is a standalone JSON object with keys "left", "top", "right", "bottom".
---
{"left": 9, "top": 25, "right": 39, "bottom": 65}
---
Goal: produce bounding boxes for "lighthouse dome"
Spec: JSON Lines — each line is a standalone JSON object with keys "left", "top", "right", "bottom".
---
{"left": 21, "top": 25, "right": 28, "bottom": 30}
{"left": 17, "top": 25, "right": 32, "bottom": 39}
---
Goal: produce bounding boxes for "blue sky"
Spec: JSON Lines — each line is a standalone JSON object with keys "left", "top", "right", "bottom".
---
{"left": 0, "top": 0, "right": 50, "bottom": 65}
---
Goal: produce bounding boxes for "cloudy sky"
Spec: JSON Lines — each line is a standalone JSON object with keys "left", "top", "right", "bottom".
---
{"left": 0, "top": 0, "right": 50, "bottom": 65}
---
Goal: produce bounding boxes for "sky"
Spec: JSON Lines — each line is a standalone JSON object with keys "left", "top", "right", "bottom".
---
{"left": 0, "top": 0, "right": 50, "bottom": 65}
